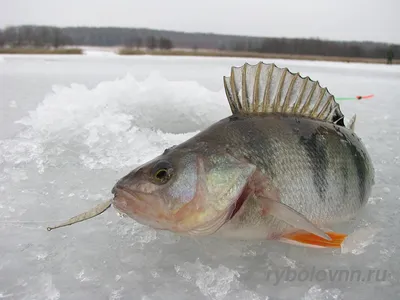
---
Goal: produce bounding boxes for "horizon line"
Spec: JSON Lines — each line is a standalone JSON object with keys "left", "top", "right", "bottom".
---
{"left": 1, "top": 24, "right": 398, "bottom": 46}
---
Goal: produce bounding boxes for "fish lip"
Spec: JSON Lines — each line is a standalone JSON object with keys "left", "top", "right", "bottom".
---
{"left": 111, "top": 184, "right": 118, "bottom": 195}
{"left": 112, "top": 185, "right": 173, "bottom": 230}
{"left": 113, "top": 185, "right": 139, "bottom": 199}
{"left": 112, "top": 185, "right": 143, "bottom": 212}
{"left": 112, "top": 185, "right": 162, "bottom": 217}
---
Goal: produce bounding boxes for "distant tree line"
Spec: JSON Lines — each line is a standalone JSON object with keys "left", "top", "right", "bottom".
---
{"left": 123, "top": 35, "right": 173, "bottom": 50}
{"left": 228, "top": 38, "right": 398, "bottom": 59}
{"left": 0, "top": 25, "right": 398, "bottom": 59}
{"left": 0, "top": 26, "right": 174, "bottom": 50}
{"left": 0, "top": 26, "right": 73, "bottom": 48}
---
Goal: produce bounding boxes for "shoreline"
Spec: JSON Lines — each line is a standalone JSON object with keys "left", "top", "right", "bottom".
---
{"left": 0, "top": 48, "right": 83, "bottom": 54}
{"left": 118, "top": 49, "right": 399, "bottom": 65}
{"left": 0, "top": 47, "right": 398, "bottom": 64}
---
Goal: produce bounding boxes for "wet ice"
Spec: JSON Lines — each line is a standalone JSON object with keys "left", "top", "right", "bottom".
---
{"left": 1, "top": 54, "right": 399, "bottom": 300}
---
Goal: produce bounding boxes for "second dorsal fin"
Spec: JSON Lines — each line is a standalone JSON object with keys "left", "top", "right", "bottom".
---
{"left": 223, "top": 62, "right": 345, "bottom": 124}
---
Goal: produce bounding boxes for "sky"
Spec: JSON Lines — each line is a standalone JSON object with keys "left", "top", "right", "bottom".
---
{"left": 1, "top": 0, "right": 399, "bottom": 44}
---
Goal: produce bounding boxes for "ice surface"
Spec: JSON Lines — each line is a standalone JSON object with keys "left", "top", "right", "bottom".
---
{"left": 1, "top": 54, "right": 400, "bottom": 300}
{"left": 82, "top": 48, "right": 119, "bottom": 57}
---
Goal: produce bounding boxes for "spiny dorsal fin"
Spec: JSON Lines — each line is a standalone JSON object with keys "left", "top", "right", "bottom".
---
{"left": 223, "top": 62, "right": 345, "bottom": 124}
{"left": 346, "top": 114, "right": 357, "bottom": 131}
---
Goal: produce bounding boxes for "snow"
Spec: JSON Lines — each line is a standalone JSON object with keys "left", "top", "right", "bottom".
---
{"left": 1, "top": 54, "right": 400, "bottom": 300}
{"left": 81, "top": 47, "right": 119, "bottom": 57}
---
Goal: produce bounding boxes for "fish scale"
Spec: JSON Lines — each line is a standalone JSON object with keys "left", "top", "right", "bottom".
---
{"left": 186, "top": 114, "right": 371, "bottom": 239}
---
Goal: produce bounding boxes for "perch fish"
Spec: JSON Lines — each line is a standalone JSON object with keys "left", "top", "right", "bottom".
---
{"left": 48, "top": 62, "right": 375, "bottom": 248}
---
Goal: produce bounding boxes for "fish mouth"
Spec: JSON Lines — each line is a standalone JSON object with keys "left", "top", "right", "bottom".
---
{"left": 112, "top": 186, "right": 152, "bottom": 215}
{"left": 112, "top": 185, "right": 174, "bottom": 230}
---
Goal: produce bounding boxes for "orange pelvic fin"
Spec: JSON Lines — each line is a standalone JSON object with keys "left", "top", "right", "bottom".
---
{"left": 281, "top": 231, "right": 348, "bottom": 248}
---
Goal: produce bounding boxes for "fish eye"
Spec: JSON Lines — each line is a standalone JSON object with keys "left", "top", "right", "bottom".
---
{"left": 151, "top": 160, "right": 173, "bottom": 184}
{"left": 155, "top": 168, "right": 168, "bottom": 180}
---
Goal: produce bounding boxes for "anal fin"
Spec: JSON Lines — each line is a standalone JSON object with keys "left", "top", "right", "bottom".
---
{"left": 281, "top": 231, "right": 347, "bottom": 248}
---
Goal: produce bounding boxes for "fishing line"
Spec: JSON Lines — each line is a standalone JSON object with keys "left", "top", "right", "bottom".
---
{"left": 0, "top": 220, "right": 68, "bottom": 224}
{"left": 0, "top": 220, "right": 69, "bottom": 230}
{"left": 0, "top": 199, "right": 113, "bottom": 231}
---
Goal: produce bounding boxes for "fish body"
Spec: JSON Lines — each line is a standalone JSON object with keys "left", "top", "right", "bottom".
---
{"left": 183, "top": 113, "right": 373, "bottom": 241}
{"left": 48, "top": 62, "right": 374, "bottom": 248}
{"left": 111, "top": 62, "right": 375, "bottom": 248}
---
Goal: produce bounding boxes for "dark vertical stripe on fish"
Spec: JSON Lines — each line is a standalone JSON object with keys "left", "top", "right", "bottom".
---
{"left": 341, "top": 159, "right": 349, "bottom": 199}
{"left": 348, "top": 143, "right": 367, "bottom": 204}
{"left": 299, "top": 129, "right": 328, "bottom": 201}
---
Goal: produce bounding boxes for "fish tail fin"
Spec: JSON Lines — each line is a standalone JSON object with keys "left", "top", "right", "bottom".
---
{"left": 281, "top": 231, "right": 347, "bottom": 248}
{"left": 223, "top": 62, "right": 345, "bottom": 125}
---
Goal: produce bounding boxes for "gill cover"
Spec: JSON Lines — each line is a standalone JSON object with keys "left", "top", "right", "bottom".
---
{"left": 185, "top": 154, "right": 256, "bottom": 236}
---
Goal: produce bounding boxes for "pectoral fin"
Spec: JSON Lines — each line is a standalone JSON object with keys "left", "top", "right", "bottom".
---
{"left": 257, "top": 195, "right": 332, "bottom": 241}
